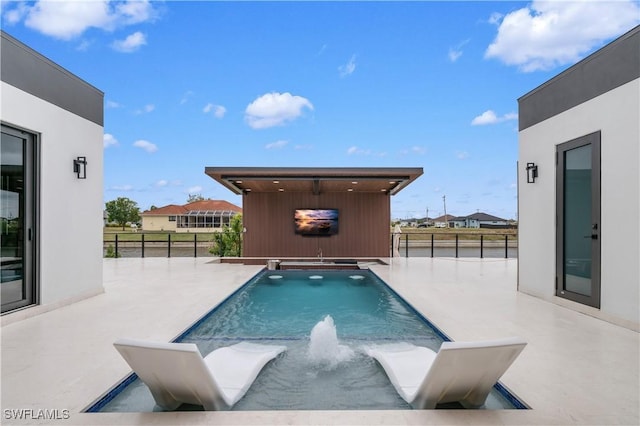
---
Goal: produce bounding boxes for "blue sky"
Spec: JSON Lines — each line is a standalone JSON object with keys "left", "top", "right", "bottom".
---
{"left": 2, "top": 1, "right": 639, "bottom": 220}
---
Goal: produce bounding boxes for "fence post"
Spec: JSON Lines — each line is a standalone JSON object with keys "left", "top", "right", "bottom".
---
{"left": 455, "top": 234, "right": 459, "bottom": 258}
{"left": 505, "top": 234, "right": 508, "bottom": 259}
{"left": 168, "top": 234, "right": 171, "bottom": 258}
{"left": 480, "top": 234, "right": 484, "bottom": 259}
{"left": 430, "top": 234, "right": 434, "bottom": 258}
{"left": 115, "top": 234, "right": 118, "bottom": 258}
{"left": 194, "top": 233, "right": 197, "bottom": 258}
{"left": 141, "top": 234, "right": 145, "bottom": 258}
{"left": 405, "top": 234, "right": 409, "bottom": 258}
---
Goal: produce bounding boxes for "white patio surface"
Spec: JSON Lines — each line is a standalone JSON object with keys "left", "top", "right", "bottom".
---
{"left": 1, "top": 257, "right": 638, "bottom": 425}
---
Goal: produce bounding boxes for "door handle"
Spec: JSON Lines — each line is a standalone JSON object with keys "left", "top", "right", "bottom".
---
{"left": 584, "top": 234, "right": 598, "bottom": 240}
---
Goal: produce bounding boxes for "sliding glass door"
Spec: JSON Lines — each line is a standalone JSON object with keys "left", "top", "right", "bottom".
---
{"left": 556, "top": 132, "right": 601, "bottom": 308}
{"left": 1, "top": 124, "right": 37, "bottom": 313}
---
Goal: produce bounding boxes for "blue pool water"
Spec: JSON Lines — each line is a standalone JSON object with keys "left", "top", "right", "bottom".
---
{"left": 89, "top": 269, "right": 524, "bottom": 411}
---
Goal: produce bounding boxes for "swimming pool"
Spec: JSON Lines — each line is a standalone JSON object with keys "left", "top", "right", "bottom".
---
{"left": 88, "top": 269, "right": 525, "bottom": 411}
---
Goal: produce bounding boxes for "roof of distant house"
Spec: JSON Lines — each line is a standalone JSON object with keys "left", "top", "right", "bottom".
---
{"left": 432, "top": 213, "right": 507, "bottom": 222}
{"left": 141, "top": 200, "right": 242, "bottom": 216}
{"left": 465, "top": 212, "right": 507, "bottom": 222}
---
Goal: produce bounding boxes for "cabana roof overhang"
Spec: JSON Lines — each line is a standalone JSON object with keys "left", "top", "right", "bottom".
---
{"left": 205, "top": 167, "right": 423, "bottom": 196}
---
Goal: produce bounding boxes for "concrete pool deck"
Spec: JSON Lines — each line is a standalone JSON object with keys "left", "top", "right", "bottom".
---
{"left": 1, "top": 257, "right": 638, "bottom": 425}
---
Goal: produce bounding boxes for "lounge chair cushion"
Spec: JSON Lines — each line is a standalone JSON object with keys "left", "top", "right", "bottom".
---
{"left": 114, "top": 338, "right": 285, "bottom": 411}
{"left": 366, "top": 337, "right": 526, "bottom": 409}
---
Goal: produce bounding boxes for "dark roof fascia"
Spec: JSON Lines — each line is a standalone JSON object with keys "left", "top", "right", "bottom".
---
{"left": 205, "top": 166, "right": 424, "bottom": 196}
{"left": 1, "top": 30, "right": 104, "bottom": 126}
{"left": 518, "top": 25, "right": 639, "bottom": 131}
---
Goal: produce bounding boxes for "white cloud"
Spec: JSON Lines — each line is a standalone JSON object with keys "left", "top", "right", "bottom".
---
{"left": 111, "top": 31, "right": 146, "bottom": 52}
{"left": 155, "top": 180, "right": 168, "bottom": 187}
{"left": 203, "top": 103, "right": 226, "bottom": 118}
{"left": 133, "top": 139, "right": 157, "bottom": 153}
{"left": 488, "top": 12, "right": 503, "bottom": 25}
{"left": 347, "top": 146, "right": 365, "bottom": 155}
{"left": 110, "top": 184, "right": 134, "bottom": 191}
{"left": 265, "top": 140, "right": 288, "bottom": 150}
{"left": 180, "top": 91, "right": 194, "bottom": 105}
{"left": 3, "top": 2, "right": 29, "bottom": 24}
{"left": 115, "top": 0, "right": 155, "bottom": 25}
{"left": 400, "top": 146, "right": 426, "bottom": 155}
{"left": 134, "top": 104, "right": 155, "bottom": 115}
{"left": 11, "top": 0, "right": 158, "bottom": 41}
{"left": 187, "top": 186, "right": 202, "bottom": 194}
{"left": 103, "top": 133, "right": 119, "bottom": 148}
{"left": 105, "top": 100, "right": 121, "bottom": 108}
{"left": 456, "top": 151, "right": 470, "bottom": 160}
{"left": 485, "top": 0, "right": 640, "bottom": 72}
{"left": 346, "top": 146, "right": 386, "bottom": 157}
{"left": 448, "top": 48, "right": 463, "bottom": 62}
{"left": 471, "top": 110, "right": 498, "bottom": 125}
{"left": 471, "top": 110, "right": 517, "bottom": 126}
{"left": 76, "top": 39, "right": 92, "bottom": 51}
{"left": 339, "top": 54, "right": 357, "bottom": 77}
{"left": 245, "top": 92, "right": 313, "bottom": 129}
{"left": 448, "top": 39, "right": 470, "bottom": 63}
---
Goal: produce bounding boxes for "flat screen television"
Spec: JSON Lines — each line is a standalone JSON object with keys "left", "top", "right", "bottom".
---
{"left": 294, "top": 208, "right": 339, "bottom": 236}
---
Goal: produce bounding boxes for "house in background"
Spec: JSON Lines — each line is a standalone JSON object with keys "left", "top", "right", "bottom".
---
{"left": 141, "top": 200, "right": 241, "bottom": 233}
{"left": 518, "top": 26, "right": 639, "bottom": 331}
{"left": 1, "top": 31, "right": 104, "bottom": 316}
{"left": 449, "top": 212, "right": 510, "bottom": 229}
{"left": 431, "top": 215, "right": 449, "bottom": 228}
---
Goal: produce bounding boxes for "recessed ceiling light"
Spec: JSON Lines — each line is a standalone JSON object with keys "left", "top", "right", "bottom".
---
{"left": 246, "top": 188, "right": 251, "bottom": 192}
{"left": 273, "top": 180, "right": 280, "bottom": 184}
{"left": 235, "top": 180, "right": 243, "bottom": 184}
{"left": 381, "top": 189, "right": 387, "bottom": 192}
{"left": 389, "top": 181, "right": 397, "bottom": 184}
{"left": 351, "top": 181, "right": 358, "bottom": 184}
{"left": 348, "top": 188, "right": 354, "bottom": 192}
{"left": 278, "top": 188, "right": 284, "bottom": 192}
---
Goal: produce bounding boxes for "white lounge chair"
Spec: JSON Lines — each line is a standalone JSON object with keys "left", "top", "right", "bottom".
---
{"left": 365, "top": 337, "right": 526, "bottom": 409}
{"left": 113, "top": 338, "right": 286, "bottom": 411}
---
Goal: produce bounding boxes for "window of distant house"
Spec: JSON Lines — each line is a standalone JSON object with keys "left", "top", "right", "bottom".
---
{"left": 168, "top": 216, "right": 176, "bottom": 222}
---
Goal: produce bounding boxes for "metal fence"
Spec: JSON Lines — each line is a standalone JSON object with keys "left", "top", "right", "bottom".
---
{"left": 103, "top": 232, "right": 518, "bottom": 259}
{"left": 391, "top": 232, "right": 518, "bottom": 259}
{"left": 104, "top": 234, "right": 216, "bottom": 258}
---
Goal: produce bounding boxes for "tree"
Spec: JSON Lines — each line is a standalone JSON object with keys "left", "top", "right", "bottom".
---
{"left": 187, "top": 193, "right": 206, "bottom": 203}
{"left": 209, "top": 214, "right": 243, "bottom": 257}
{"left": 105, "top": 197, "right": 141, "bottom": 230}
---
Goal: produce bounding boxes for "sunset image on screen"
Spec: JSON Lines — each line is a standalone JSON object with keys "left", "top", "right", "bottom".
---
{"left": 294, "top": 209, "right": 339, "bottom": 235}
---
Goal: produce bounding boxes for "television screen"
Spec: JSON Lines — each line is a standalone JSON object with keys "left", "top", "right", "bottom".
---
{"left": 294, "top": 209, "right": 339, "bottom": 236}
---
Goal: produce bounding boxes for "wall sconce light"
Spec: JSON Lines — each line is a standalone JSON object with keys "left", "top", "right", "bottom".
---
{"left": 73, "top": 156, "right": 87, "bottom": 179}
{"left": 526, "top": 162, "right": 538, "bottom": 183}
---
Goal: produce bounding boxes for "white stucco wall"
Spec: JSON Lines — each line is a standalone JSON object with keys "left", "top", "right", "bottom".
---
{"left": 1, "top": 82, "right": 104, "bottom": 307}
{"left": 519, "top": 79, "right": 639, "bottom": 328}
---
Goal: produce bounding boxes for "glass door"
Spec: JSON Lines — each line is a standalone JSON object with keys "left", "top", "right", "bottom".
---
{"left": 1, "top": 124, "right": 36, "bottom": 313}
{"left": 556, "top": 132, "right": 601, "bottom": 308}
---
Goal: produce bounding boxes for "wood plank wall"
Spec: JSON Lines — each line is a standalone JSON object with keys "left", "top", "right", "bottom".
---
{"left": 242, "top": 192, "right": 390, "bottom": 258}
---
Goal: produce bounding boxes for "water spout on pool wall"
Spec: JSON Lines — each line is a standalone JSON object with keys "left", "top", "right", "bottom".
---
{"left": 307, "top": 315, "right": 354, "bottom": 369}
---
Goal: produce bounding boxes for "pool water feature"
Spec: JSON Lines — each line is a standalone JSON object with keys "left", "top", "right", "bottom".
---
{"left": 90, "top": 269, "right": 525, "bottom": 412}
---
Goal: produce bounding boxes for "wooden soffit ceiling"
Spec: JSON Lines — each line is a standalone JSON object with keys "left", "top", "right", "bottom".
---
{"left": 205, "top": 167, "right": 423, "bottom": 196}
